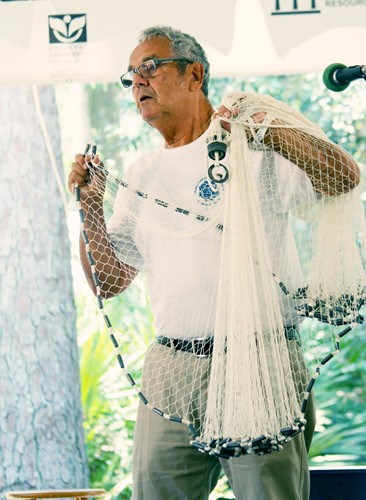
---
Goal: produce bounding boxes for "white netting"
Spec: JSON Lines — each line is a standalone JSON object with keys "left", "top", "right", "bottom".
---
{"left": 75, "top": 91, "right": 365, "bottom": 457}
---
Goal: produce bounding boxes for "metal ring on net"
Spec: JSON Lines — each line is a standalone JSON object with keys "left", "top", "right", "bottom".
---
{"left": 207, "top": 135, "right": 230, "bottom": 184}
{"left": 74, "top": 143, "right": 365, "bottom": 459}
{"left": 208, "top": 163, "right": 229, "bottom": 184}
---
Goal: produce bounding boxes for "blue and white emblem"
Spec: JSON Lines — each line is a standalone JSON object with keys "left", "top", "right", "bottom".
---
{"left": 195, "top": 177, "right": 223, "bottom": 206}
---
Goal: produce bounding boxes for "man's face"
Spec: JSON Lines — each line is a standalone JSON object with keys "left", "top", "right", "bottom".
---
{"left": 128, "top": 37, "right": 191, "bottom": 125}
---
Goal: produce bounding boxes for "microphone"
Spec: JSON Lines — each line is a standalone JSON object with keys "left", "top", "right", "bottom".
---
{"left": 322, "top": 63, "right": 366, "bottom": 92}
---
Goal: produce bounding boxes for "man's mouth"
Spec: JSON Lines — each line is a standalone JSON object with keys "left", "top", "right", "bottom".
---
{"left": 139, "top": 95, "right": 152, "bottom": 103}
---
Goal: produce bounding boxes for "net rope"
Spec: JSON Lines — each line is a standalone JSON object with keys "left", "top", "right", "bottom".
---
{"left": 74, "top": 91, "right": 365, "bottom": 457}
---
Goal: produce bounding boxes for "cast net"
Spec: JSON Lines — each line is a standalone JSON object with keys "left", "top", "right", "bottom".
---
{"left": 75, "top": 91, "right": 365, "bottom": 457}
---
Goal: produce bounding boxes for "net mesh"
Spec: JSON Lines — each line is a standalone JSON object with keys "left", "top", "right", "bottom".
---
{"left": 75, "top": 91, "right": 365, "bottom": 457}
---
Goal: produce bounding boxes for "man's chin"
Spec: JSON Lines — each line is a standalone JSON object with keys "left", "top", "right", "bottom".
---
{"left": 139, "top": 110, "right": 157, "bottom": 126}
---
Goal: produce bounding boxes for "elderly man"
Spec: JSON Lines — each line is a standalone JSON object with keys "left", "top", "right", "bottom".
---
{"left": 69, "top": 26, "right": 360, "bottom": 500}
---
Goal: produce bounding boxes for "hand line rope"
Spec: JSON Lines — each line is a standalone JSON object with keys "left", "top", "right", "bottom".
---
{"left": 32, "top": 85, "right": 68, "bottom": 214}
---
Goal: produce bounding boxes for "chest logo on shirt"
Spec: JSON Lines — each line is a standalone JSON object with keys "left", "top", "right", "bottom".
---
{"left": 195, "top": 177, "right": 223, "bottom": 206}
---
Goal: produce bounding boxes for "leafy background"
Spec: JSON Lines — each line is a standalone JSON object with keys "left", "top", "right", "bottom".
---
{"left": 59, "top": 72, "right": 366, "bottom": 499}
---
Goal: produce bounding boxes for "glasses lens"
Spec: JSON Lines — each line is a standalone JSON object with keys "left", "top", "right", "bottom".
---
{"left": 120, "top": 60, "right": 160, "bottom": 88}
{"left": 139, "top": 60, "right": 157, "bottom": 78}
{"left": 121, "top": 72, "right": 133, "bottom": 88}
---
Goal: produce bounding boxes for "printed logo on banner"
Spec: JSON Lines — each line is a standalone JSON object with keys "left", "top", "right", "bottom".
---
{"left": 260, "top": 0, "right": 365, "bottom": 59}
{"left": 49, "top": 14, "right": 87, "bottom": 44}
{"left": 271, "top": 0, "right": 321, "bottom": 15}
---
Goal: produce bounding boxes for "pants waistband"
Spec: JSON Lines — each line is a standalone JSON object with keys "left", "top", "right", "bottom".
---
{"left": 155, "top": 336, "right": 214, "bottom": 357}
{"left": 155, "top": 327, "right": 301, "bottom": 357}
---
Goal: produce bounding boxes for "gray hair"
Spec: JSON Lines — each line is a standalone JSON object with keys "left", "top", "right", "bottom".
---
{"left": 138, "top": 26, "right": 210, "bottom": 97}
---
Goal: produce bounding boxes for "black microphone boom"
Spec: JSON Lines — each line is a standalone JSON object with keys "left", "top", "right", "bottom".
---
{"left": 323, "top": 63, "right": 366, "bottom": 92}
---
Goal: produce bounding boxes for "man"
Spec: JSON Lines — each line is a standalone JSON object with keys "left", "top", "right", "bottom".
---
{"left": 68, "top": 26, "right": 360, "bottom": 500}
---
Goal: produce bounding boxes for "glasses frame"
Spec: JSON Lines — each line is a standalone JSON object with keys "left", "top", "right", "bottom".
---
{"left": 120, "top": 58, "right": 193, "bottom": 88}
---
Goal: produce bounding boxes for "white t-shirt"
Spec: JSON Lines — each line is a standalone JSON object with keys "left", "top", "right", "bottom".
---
{"left": 108, "top": 131, "right": 317, "bottom": 339}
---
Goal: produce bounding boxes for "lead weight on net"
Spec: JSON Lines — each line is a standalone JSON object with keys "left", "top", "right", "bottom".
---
{"left": 251, "top": 435, "right": 266, "bottom": 446}
{"left": 188, "top": 424, "right": 199, "bottom": 438}
{"left": 208, "top": 163, "right": 229, "bottom": 184}
{"left": 224, "top": 441, "right": 241, "bottom": 450}
{"left": 169, "top": 415, "right": 183, "bottom": 423}
{"left": 339, "top": 326, "right": 352, "bottom": 337}
{"left": 207, "top": 140, "right": 227, "bottom": 161}
{"left": 191, "top": 441, "right": 205, "bottom": 450}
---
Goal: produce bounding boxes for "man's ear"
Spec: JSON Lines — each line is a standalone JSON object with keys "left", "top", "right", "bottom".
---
{"left": 189, "top": 62, "right": 204, "bottom": 92}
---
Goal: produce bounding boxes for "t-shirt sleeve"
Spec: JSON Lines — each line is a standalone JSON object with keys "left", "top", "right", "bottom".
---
{"left": 254, "top": 150, "right": 319, "bottom": 216}
{"left": 275, "top": 153, "right": 319, "bottom": 212}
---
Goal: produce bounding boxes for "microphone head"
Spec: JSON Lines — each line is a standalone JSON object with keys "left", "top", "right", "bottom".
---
{"left": 323, "top": 63, "right": 350, "bottom": 92}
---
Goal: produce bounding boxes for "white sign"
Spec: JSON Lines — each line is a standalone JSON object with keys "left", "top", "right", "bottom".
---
{"left": 0, "top": 0, "right": 365, "bottom": 84}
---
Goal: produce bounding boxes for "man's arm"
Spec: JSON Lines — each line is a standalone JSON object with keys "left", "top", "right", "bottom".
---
{"left": 214, "top": 106, "right": 361, "bottom": 196}
{"left": 68, "top": 153, "right": 138, "bottom": 299}
{"left": 263, "top": 122, "right": 360, "bottom": 196}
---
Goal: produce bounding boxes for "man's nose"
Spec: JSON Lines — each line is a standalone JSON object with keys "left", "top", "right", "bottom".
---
{"left": 132, "top": 72, "right": 148, "bottom": 87}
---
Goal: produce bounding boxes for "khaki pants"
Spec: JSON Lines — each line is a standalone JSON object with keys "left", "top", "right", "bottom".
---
{"left": 132, "top": 342, "right": 316, "bottom": 500}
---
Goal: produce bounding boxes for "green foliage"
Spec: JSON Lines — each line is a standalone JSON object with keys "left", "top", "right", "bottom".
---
{"left": 306, "top": 322, "right": 366, "bottom": 466}
{"left": 75, "top": 73, "right": 366, "bottom": 497}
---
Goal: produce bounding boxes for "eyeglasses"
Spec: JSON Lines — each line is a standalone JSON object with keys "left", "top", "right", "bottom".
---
{"left": 120, "top": 58, "right": 193, "bottom": 88}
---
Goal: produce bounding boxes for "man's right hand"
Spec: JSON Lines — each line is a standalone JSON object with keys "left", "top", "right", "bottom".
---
{"left": 68, "top": 152, "right": 107, "bottom": 203}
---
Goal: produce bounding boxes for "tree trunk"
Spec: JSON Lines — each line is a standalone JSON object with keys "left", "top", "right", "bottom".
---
{"left": 0, "top": 85, "right": 89, "bottom": 493}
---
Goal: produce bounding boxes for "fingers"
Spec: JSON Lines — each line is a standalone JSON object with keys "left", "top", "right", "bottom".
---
{"left": 75, "top": 153, "right": 88, "bottom": 167}
{"left": 212, "top": 105, "right": 239, "bottom": 133}
{"left": 211, "top": 104, "right": 269, "bottom": 138}
{"left": 67, "top": 154, "right": 92, "bottom": 192}
{"left": 212, "top": 105, "right": 232, "bottom": 121}
{"left": 68, "top": 154, "right": 89, "bottom": 193}
{"left": 88, "top": 154, "right": 106, "bottom": 177}
{"left": 68, "top": 150, "right": 107, "bottom": 198}
{"left": 251, "top": 111, "right": 268, "bottom": 124}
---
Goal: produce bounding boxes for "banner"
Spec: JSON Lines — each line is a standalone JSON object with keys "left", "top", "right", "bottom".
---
{"left": 0, "top": 0, "right": 365, "bottom": 84}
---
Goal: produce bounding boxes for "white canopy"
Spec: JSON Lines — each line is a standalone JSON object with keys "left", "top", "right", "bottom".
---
{"left": 0, "top": 0, "right": 365, "bottom": 84}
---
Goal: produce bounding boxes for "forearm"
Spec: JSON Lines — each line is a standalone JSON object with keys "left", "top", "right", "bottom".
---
{"left": 69, "top": 151, "right": 137, "bottom": 296}
{"left": 264, "top": 125, "right": 360, "bottom": 196}
{"left": 80, "top": 200, "right": 137, "bottom": 298}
